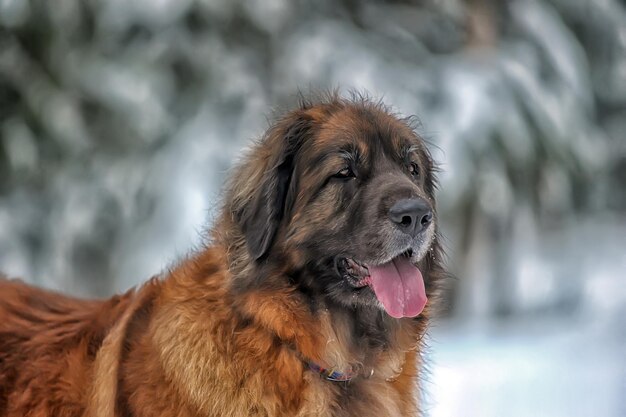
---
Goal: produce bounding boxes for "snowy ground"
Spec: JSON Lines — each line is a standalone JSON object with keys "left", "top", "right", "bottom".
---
{"left": 426, "top": 317, "right": 625, "bottom": 417}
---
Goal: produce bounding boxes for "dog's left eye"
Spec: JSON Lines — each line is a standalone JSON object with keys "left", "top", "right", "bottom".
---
{"left": 409, "top": 162, "right": 419, "bottom": 177}
{"left": 332, "top": 167, "right": 356, "bottom": 179}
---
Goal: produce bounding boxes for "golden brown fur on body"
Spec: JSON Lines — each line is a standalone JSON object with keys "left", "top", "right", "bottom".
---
{"left": 0, "top": 94, "right": 444, "bottom": 416}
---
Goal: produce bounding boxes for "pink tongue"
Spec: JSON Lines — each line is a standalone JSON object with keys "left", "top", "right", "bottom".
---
{"left": 368, "top": 257, "right": 427, "bottom": 318}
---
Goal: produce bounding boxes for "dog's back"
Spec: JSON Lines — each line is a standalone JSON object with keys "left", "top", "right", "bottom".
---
{"left": 0, "top": 278, "right": 133, "bottom": 415}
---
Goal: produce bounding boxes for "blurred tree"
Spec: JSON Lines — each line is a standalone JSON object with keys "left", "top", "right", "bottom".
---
{"left": 0, "top": 0, "right": 624, "bottom": 317}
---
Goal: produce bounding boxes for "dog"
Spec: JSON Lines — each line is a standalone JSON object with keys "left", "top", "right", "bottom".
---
{"left": 0, "top": 94, "right": 445, "bottom": 417}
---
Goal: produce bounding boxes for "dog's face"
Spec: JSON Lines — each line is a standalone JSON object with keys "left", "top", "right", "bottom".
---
{"left": 233, "top": 98, "right": 438, "bottom": 319}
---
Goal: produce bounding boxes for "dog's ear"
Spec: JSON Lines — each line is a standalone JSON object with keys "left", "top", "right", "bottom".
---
{"left": 235, "top": 113, "right": 312, "bottom": 261}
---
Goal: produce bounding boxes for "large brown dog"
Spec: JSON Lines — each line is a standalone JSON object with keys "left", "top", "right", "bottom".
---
{"left": 0, "top": 95, "right": 444, "bottom": 417}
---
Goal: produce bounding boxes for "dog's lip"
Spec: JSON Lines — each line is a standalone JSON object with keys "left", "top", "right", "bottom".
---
{"left": 370, "top": 247, "right": 415, "bottom": 267}
{"left": 338, "top": 258, "right": 371, "bottom": 288}
{"left": 337, "top": 248, "right": 414, "bottom": 288}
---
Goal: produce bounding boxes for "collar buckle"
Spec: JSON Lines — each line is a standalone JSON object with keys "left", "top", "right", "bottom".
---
{"left": 308, "top": 362, "right": 355, "bottom": 382}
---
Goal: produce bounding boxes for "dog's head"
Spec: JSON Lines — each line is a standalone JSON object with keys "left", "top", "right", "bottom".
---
{"left": 226, "top": 95, "right": 440, "bottom": 319}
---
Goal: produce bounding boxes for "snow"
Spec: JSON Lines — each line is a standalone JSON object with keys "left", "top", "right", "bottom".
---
{"left": 427, "top": 317, "right": 626, "bottom": 417}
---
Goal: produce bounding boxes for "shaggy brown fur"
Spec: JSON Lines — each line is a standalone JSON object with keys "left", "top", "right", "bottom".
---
{"left": 0, "top": 95, "right": 444, "bottom": 417}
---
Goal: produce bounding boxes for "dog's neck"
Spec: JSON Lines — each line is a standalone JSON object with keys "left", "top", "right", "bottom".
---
{"left": 210, "top": 222, "right": 431, "bottom": 380}
{"left": 228, "top": 256, "right": 426, "bottom": 382}
{"left": 148, "top": 244, "right": 428, "bottom": 416}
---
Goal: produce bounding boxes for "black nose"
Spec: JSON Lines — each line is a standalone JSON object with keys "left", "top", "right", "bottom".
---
{"left": 389, "top": 198, "right": 433, "bottom": 237}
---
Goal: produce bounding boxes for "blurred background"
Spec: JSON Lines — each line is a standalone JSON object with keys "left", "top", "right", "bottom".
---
{"left": 0, "top": 0, "right": 624, "bottom": 415}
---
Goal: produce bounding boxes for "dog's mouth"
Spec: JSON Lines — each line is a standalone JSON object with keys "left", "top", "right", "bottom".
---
{"left": 335, "top": 249, "right": 427, "bottom": 319}
{"left": 335, "top": 257, "right": 372, "bottom": 288}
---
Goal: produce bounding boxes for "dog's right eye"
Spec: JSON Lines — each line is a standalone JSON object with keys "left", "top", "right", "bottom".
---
{"left": 332, "top": 167, "right": 356, "bottom": 179}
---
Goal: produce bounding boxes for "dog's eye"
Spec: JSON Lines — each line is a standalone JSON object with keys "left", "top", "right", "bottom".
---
{"left": 332, "top": 167, "right": 356, "bottom": 179}
{"left": 409, "top": 162, "right": 419, "bottom": 177}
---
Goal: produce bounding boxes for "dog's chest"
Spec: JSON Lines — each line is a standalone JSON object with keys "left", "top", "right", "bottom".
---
{"left": 295, "top": 376, "right": 407, "bottom": 417}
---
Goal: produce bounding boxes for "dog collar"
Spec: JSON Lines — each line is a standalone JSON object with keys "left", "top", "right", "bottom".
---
{"left": 307, "top": 361, "right": 355, "bottom": 382}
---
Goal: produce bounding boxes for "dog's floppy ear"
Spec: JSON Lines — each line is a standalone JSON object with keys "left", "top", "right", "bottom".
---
{"left": 235, "top": 112, "right": 312, "bottom": 261}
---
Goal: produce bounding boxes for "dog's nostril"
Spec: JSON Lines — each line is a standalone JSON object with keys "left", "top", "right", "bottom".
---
{"left": 401, "top": 216, "right": 412, "bottom": 226}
